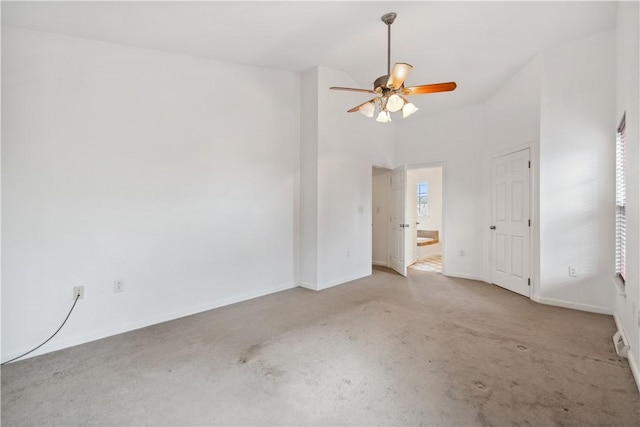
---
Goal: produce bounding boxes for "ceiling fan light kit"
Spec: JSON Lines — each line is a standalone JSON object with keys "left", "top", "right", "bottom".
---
{"left": 360, "top": 101, "right": 376, "bottom": 118}
{"left": 330, "top": 12, "right": 457, "bottom": 123}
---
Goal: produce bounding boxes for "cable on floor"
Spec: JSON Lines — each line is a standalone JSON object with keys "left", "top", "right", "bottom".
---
{"left": 1, "top": 294, "right": 81, "bottom": 366}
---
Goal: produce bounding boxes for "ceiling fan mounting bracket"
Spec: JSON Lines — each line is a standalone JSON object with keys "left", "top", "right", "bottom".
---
{"left": 381, "top": 13, "right": 397, "bottom": 26}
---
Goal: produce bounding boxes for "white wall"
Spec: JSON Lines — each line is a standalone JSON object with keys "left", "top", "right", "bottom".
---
{"left": 396, "top": 105, "right": 486, "bottom": 280}
{"left": 372, "top": 168, "right": 389, "bottom": 266}
{"left": 396, "top": 55, "right": 541, "bottom": 283}
{"left": 539, "top": 30, "right": 616, "bottom": 313}
{"left": 483, "top": 29, "right": 619, "bottom": 315}
{"left": 396, "top": 29, "right": 619, "bottom": 307}
{"left": 299, "top": 67, "right": 319, "bottom": 287}
{"left": 315, "top": 66, "right": 394, "bottom": 288}
{"left": 484, "top": 56, "right": 541, "bottom": 291}
{"left": 1, "top": 28, "right": 300, "bottom": 361}
{"left": 613, "top": 0, "right": 640, "bottom": 388}
{"left": 298, "top": 66, "right": 394, "bottom": 290}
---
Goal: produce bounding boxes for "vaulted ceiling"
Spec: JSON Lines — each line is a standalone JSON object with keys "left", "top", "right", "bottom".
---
{"left": 2, "top": 1, "right": 617, "bottom": 115}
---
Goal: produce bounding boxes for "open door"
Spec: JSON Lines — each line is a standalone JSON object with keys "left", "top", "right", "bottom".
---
{"left": 390, "top": 165, "right": 408, "bottom": 276}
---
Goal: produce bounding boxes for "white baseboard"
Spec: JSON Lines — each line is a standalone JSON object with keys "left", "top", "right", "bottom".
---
{"left": 613, "top": 313, "right": 628, "bottom": 341}
{"left": 2, "top": 282, "right": 297, "bottom": 363}
{"left": 443, "top": 271, "right": 487, "bottom": 283}
{"left": 298, "top": 271, "right": 371, "bottom": 292}
{"left": 537, "top": 297, "right": 613, "bottom": 315}
{"left": 316, "top": 271, "right": 371, "bottom": 291}
{"left": 628, "top": 348, "right": 640, "bottom": 393}
{"left": 298, "top": 282, "right": 319, "bottom": 291}
{"left": 613, "top": 313, "right": 640, "bottom": 393}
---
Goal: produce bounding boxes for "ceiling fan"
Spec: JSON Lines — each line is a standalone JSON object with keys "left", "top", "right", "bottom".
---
{"left": 330, "top": 12, "right": 457, "bottom": 122}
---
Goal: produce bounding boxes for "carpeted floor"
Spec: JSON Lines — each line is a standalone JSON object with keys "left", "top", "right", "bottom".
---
{"left": 2, "top": 267, "right": 638, "bottom": 426}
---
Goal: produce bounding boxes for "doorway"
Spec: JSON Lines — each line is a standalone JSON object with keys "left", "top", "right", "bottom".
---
{"left": 372, "top": 167, "right": 391, "bottom": 267}
{"left": 371, "top": 164, "right": 445, "bottom": 276}
{"left": 408, "top": 165, "right": 444, "bottom": 274}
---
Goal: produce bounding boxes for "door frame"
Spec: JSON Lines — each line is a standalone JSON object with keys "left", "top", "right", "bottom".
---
{"left": 489, "top": 143, "right": 536, "bottom": 299}
{"left": 407, "top": 162, "right": 447, "bottom": 275}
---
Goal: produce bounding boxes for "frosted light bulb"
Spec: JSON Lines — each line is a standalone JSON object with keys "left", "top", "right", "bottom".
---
{"left": 402, "top": 102, "right": 419, "bottom": 118}
{"left": 376, "top": 111, "right": 392, "bottom": 123}
{"left": 386, "top": 94, "right": 404, "bottom": 112}
{"left": 359, "top": 101, "right": 375, "bottom": 118}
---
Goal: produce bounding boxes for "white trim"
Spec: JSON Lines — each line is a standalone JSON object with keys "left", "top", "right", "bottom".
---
{"left": 298, "top": 282, "right": 319, "bottom": 291}
{"left": 443, "top": 271, "right": 488, "bottom": 283}
{"left": 301, "top": 271, "right": 372, "bottom": 292}
{"left": 490, "top": 142, "right": 535, "bottom": 159}
{"left": 316, "top": 272, "right": 371, "bottom": 291}
{"left": 371, "top": 162, "right": 394, "bottom": 171}
{"left": 613, "top": 313, "right": 639, "bottom": 392}
{"left": 628, "top": 348, "right": 640, "bottom": 393}
{"left": 611, "top": 275, "right": 627, "bottom": 297}
{"left": 372, "top": 260, "right": 388, "bottom": 267}
{"left": 407, "top": 161, "right": 447, "bottom": 170}
{"left": 613, "top": 313, "right": 628, "bottom": 340}
{"left": 2, "top": 282, "right": 297, "bottom": 364}
{"left": 537, "top": 297, "right": 613, "bottom": 315}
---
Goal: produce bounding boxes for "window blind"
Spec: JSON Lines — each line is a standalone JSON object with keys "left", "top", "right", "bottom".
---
{"left": 615, "top": 114, "right": 626, "bottom": 282}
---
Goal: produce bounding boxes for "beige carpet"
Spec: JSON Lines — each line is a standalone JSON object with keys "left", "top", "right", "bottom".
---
{"left": 2, "top": 267, "right": 638, "bottom": 426}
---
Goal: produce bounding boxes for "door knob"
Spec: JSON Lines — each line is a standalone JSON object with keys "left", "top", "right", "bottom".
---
{"left": 490, "top": 225, "right": 496, "bottom": 230}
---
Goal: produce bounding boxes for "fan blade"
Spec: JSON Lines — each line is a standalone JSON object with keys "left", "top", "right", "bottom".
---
{"left": 403, "top": 82, "right": 457, "bottom": 95}
{"left": 347, "top": 98, "right": 377, "bottom": 113}
{"left": 387, "top": 63, "right": 413, "bottom": 90}
{"left": 330, "top": 86, "right": 377, "bottom": 94}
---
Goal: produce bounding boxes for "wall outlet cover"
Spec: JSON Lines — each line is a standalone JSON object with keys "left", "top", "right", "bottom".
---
{"left": 114, "top": 279, "right": 124, "bottom": 293}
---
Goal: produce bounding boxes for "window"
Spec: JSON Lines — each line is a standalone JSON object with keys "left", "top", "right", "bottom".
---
{"left": 417, "top": 182, "right": 428, "bottom": 216}
{"left": 615, "top": 114, "right": 626, "bottom": 282}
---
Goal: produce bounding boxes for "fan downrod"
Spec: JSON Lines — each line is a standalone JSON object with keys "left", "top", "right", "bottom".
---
{"left": 381, "top": 13, "right": 397, "bottom": 76}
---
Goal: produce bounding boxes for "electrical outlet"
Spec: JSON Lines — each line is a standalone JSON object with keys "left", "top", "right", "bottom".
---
{"left": 114, "top": 279, "right": 124, "bottom": 293}
{"left": 73, "top": 285, "right": 84, "bottom": 300}
{"left": 459, "top": 250, "right": 465, "bottom": 257}
{"left": 568, "top": 266, "right": 577, "bottom": 277}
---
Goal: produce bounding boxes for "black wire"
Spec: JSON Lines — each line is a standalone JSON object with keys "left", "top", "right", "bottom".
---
{"left": 1, "top": 294, "right": 81, "bottom": 366}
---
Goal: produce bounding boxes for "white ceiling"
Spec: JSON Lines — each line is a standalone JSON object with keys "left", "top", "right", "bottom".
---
{"left": 2, "top": 1, "right": 618, "bottom": 115}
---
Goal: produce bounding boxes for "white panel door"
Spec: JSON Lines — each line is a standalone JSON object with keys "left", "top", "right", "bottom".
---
{"left": 491, "top": 149, "right": 530, "bottom": 297}
{"left": 390, "top": 165, "right": 407, "bottom": 276}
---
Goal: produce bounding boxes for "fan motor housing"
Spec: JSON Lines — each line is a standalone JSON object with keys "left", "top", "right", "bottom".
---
{"left": 374, "top": 75, "right": 401, "bottom": 94}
